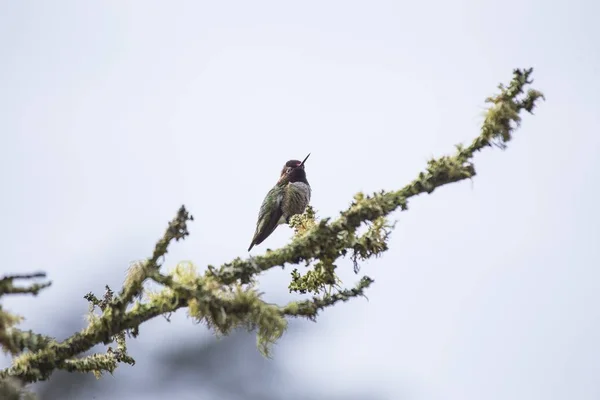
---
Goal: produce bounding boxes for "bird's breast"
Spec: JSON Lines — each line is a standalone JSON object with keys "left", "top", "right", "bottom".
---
{"left": 282, "top": 182, "right": 311, "bottom": 218}
{"left": 288, "top": 182, "right": 311, "bottom": 197}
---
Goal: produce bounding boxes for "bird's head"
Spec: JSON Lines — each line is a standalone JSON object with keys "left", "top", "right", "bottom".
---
{"left": 278, "top": 153, "right": 310, "bottom": 184}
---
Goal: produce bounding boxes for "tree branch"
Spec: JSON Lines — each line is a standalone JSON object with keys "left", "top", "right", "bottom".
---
{"left": 208, "top": 68, "right": 544, "bottom": 285}
{"left": 0, "top": 68, "right": 544, "bottom": 386}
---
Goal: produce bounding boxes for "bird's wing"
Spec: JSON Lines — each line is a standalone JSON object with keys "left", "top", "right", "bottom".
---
{"left": 248, "top": 188, "right": 283, "bottom": 251}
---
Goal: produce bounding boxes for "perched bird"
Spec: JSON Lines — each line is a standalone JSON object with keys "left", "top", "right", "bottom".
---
{"left": 248, "top": 153, "right": 312, "bottom": 252}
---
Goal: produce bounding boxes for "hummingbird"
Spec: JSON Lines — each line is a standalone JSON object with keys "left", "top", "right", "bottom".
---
{"left": 248, "top": 153, "right": 312, "bottom": 252}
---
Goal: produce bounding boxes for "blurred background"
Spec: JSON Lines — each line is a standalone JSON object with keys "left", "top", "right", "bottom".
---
{"left": 1, "top": 1, "right": 599, "bottom": 399}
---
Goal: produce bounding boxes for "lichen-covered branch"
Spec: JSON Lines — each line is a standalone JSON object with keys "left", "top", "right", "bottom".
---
{"left": 116, "top": 205, "right": 194, "bottom": 309}
{"left": 282, "top": 276, "right": 374, "bottom": 320}
{"left": 0, "top": 273, "right": 52, "bottom": 397}
{"left": 208, "top": 68, "right": 543, "bottom": 286}
{"left": 0, "top": 69, "right": 544, "bottom": 389}
{"left": 0, "top": 273, "right": 51, "bottom": 297}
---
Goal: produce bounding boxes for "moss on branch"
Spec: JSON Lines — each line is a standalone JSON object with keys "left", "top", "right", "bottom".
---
{"left": 0, "top": 68, "right": 544, "bottom": 389}
{"left": 283, "top": 276, "right": 374, "bottom": 320}
{"left": 208, "top": 69, "right": 543, "bottom": 287}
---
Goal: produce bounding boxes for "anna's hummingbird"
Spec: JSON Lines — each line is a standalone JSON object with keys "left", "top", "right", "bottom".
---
{"left": 247, "top": 153, "right": 312, "bottom": 252}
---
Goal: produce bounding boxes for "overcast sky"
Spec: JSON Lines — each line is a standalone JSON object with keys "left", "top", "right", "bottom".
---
{"left": 1, "top": 1, "right": 599, "bottom": 399}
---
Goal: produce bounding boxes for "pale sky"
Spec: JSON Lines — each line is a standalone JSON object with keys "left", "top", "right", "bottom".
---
{"left": 1, "top": 1, "right": 599, "bottom": 399}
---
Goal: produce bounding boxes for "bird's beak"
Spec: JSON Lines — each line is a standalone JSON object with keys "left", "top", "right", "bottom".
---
{"left": 299, "top": 153, "right": 311, "bottom": 167}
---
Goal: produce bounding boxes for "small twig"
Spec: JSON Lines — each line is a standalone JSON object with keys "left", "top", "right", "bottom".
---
{"left": 281, "top": 277, "right": 374, "bottom": 321}
{"left": 0, "top": 273, "right": 51, "bottom": 296}
{"left": 114, "top": 205, "right": 194, "bottom": 309}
